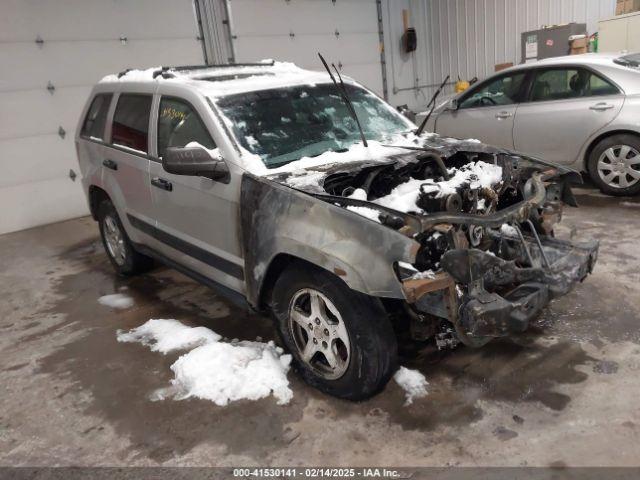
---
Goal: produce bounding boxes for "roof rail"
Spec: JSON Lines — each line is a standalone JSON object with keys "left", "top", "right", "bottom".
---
{"left": 168, "top": 61, "right": 276, "bottom": 72}
{"left": 118, "top": 61, "right": 277, "bottom": 81}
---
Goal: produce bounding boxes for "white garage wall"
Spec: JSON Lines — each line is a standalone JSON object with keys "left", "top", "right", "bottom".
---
{"left": 225, "top": 0, "right": 385, "bottom": 96}
{"left": 0, "top": 0, "right": 205, "bottom": 235}
{"left": 383, "top": 0, "right": 617, "bottom": 111}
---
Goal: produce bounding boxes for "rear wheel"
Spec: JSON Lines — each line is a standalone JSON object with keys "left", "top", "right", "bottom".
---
{"left": 97, "top": 199, "right": 154, "bottom": 275}
{"left": 587, "top": 134, "right": 640, "bottom": 196}
{"left": 271, "top": 264, "right": 397, "bottom": 400}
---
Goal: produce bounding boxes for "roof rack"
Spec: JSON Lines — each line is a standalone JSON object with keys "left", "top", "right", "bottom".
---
{"left": 116, "top": 61, "right": 277, "bottom": 81}
{"left": 170, "top": 61, "right": 275, "bottom": 71}
{"left": 150, "top": 61, "right": 276, "bottom": 79}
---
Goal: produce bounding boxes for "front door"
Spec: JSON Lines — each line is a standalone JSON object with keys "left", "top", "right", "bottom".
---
{"left": 435, "top": 71, "right": 528, "bottom": 149}
{"left": 513, "top": 67, "right": 624, "bottom": 165}
{"left": 148, "top": 94, "right": 244, "bottom": 292}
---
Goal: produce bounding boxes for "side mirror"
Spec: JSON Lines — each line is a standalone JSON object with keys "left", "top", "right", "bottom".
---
{"left": 445, "top": 98, "right": 459, "bottom": 111}
{"left": 162, "top": 146, "right": 230, "bottom": 183}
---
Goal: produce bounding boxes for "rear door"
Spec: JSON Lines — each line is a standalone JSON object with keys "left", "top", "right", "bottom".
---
{"left": 148, "top": 92, "right": 244, "bottom": 293}
{"left": 513, "top": 67, "right": 624, "bottom": 165}
{"left": 435, "top": 71, "right": 527, "bottom": 149}
{"left": 104, "top": 91, "right": 156, "bottom": 245}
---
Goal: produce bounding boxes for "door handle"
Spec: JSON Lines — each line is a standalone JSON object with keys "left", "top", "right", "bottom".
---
{"left": 151, "top": 177, "right": 173, "bottom": 192}
{"left": 590, "top": 103, "right": 614, "bottom": 111}
{"left": 102, "top": 159, "right": 118, "bottom": 170}
{"left": 495, "top": 111, "right": 513, "bottom": 119}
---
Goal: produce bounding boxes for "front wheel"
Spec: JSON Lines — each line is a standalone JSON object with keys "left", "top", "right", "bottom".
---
{"left": 587, "top": 134, "right": 640, "bottom": 196}
{"left": 271, "top": 264, "right": 397, "bottom": 400}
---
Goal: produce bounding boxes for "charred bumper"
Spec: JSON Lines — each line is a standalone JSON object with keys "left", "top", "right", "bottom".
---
{"left": 402, "top": 234, "right": 599, "bottom": 343}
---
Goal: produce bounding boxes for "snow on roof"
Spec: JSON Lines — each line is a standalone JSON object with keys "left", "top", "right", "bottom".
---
{"left": 99, "top": 60, "right": 341, "bottom": 97}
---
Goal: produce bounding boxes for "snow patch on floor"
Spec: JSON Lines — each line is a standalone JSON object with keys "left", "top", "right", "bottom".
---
{"left": 98, "top": 293, "right": 134, "bottom": 310}
{"left": 117, "top": 319, "right": 221, "bottom": 354}
{"left": 394, "top": 367, "right": 429, "bottom": 405}
{"left": 117, "top": 319, "right": 293, "bottom": 406}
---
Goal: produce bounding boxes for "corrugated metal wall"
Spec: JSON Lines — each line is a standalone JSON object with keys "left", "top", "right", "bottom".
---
{"left": 225, "top": 0, "right": 385, "bottom": 96}
{"left": 196, "top": 0, "right": 235, "bottom": 64}
{"left": 383, "top": 0, "right": 617, "bottom": 111}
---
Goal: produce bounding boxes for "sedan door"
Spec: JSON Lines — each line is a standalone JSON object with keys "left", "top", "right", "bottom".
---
{"left": 148, "top": 93, "right": 245, "bottom": 293}
{"left": 435, "top": 71, "right": 528, "bottom": 149}
{"left": 513, "top": 67, "right": 624, "bottom": 165}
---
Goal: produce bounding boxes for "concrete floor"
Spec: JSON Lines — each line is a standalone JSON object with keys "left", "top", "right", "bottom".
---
{"left": 1, "top": 185, "right": 640, "bottom": 468}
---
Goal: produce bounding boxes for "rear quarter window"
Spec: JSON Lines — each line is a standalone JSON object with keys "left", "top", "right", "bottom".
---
{"left": 81, "top": 94, "right": 112, "bottom": 140}
{"left": 111, "top": 94, "right": 152, "bottom": 153}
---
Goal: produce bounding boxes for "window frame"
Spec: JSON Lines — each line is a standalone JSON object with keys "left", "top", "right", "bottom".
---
{"left": 156, "top": 95, "right": 217, "bottom": 160}
{"left": 110, "top": 93, "right": 154, "bottom": 155}
{"left": 80, "top": 93, "right": 114, "bottom": 141}
{"left": 457, "top": 70, "right": 530, "bottom": 110}
{"left": 522, "top": 65, "right": 623, "bottom": 104}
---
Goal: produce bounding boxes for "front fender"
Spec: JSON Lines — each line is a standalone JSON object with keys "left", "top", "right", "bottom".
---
{"left": 240, "top": 173, "right": 419, "bottom": 308}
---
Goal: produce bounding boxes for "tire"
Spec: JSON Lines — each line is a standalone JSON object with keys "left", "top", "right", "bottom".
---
{"left": 587, "top": 134, "right": 640, "bottom": 196}
{"left": 97, "top": 199, "right": 154, "bottom": 276}
{"left": 271, "top": 263, "right": 398, "bottom": 401}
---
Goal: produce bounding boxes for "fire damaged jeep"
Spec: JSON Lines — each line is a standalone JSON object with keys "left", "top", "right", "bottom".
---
{"left": 77, "top": 60, "right": 598, "bottom": 400}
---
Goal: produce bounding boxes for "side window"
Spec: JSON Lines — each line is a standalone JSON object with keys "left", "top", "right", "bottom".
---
{"left": 111, "top": 94, "right": 152, "bottom": 153}
{"left": 157, "top": 97, "right": 216, "bottom": 158}
{"left": 459, "top": 73, "right": 526, "bottom": 109}
{"left": 531, "top": 68, "right": 582, "bottom": 101}
{"left": 530, "top": 68, "right": 619, "bottom": 102}
{"left": 588, "top": 73, "right": 619, "bottom": 96}
{"left": 81, "top": 94, "right": 112, "bottom": 140}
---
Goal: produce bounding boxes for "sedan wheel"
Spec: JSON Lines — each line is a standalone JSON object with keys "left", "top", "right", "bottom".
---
{"left": 596, "top": 145, "right": 640, "bottom": 190}
{"left": 288, "top": 288, "right": 350, "bottom": 381}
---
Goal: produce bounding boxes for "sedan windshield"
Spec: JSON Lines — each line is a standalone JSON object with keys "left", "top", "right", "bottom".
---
{"left": 214, "top": 83, "right": 411, "bottom": 169}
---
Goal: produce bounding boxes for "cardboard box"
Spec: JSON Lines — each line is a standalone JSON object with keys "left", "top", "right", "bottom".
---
{"left": 570, "top": 37, "right": 588, "bottom": 48}
{"left": 570, "top": 46, "right": 588, "bottom": 55}
{"left": 617, "top": 0, "right": 640, "bottom": 15}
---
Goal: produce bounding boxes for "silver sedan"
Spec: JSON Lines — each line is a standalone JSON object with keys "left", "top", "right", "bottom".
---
{"left": 426, "top": 53, "right": 640, "bottom": 196}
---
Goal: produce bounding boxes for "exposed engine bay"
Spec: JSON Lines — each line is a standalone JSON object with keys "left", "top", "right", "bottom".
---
{"left": 268, "top": 140, "right": 599, "bottom": 349}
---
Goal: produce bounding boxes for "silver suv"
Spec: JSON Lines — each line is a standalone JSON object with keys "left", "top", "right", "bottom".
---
{"left": 76, "top": 61, "right": 598, "bottom": 400}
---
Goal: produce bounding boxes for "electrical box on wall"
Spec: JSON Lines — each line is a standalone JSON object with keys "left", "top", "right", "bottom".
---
{"left": 521, "top": 23, "right": 587, "bottom": 63}
{"left": 401, "top": 9, "right": 417, "bottom": 53}
{"left": 403, "top": 28, "right": 417, "bottom": 53}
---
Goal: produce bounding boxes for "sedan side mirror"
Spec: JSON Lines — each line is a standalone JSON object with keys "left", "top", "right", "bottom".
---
{"left": 163, "top": 146, "right": 230, "bottom": 183}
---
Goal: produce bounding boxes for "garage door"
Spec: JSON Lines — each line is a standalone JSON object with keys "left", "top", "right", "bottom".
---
{"left": 0, "top": 0, "right": 205, "bottom": 235}
{"left": 220, "top": 0, "right": 385, "bottom": 96}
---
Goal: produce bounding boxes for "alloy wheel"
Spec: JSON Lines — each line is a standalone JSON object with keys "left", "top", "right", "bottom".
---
{"left": 288, "top": 288, "right": 351, "bottom": 380}
{"left": 597, "top": 145, "right": 640, "bottom": 190}
{"left": 103, "top": 215, "right": 126, "bottom": 266}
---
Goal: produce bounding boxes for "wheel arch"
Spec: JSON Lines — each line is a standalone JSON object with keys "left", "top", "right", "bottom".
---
{"left": 88, "top": 185, "right": 111, "bottom": 220}
{"left": 256, "top": 252, "right": 364, "bottom": 312}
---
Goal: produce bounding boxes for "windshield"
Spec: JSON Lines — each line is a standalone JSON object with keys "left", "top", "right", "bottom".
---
{"left": 214, "top": 83, "right": 412, "bottom": 169}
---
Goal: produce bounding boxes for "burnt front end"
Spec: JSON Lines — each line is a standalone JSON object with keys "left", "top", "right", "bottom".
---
{"left": 405, "top": 232, "right": 598, "bottom": 347}
{"left": 276, "top": 138, "right": 599, "bottom": 348}
{"left": 388, "top": 149, "right": 600, "bottom": 347}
